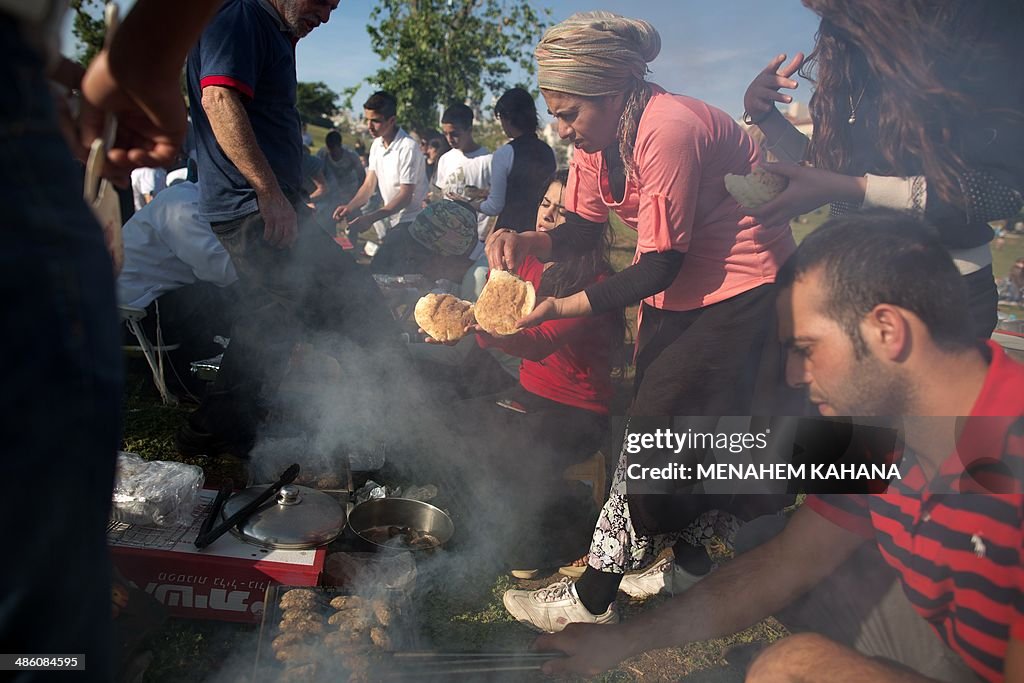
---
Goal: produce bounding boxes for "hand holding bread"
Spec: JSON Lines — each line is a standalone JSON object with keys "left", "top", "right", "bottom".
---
{"left": 724, "top": 167, "right": 789, "bottom": 209}
{"left": 473, "top": 270, "right": 536, "bottom": 336}
{"left": 414, "top": 293, "right": 476, "bottom": 343}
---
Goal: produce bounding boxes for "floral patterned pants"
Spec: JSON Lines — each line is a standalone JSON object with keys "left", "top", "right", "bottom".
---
{"left": 586, "top": 432, "right": 741, "bottom": 575}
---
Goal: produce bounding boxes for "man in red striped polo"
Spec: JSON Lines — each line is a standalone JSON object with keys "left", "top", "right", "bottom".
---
{"left": 532, "top": 209, "right": 1023, "bottom": 682}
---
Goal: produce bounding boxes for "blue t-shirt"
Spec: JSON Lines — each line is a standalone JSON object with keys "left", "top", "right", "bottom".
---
{"left": 186, "top": 0, "right": 302, "bottom": 222}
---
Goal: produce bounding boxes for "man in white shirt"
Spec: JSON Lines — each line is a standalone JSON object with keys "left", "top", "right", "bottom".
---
{"left": 333, "top": 91, "right": 428, "bottom": 253}
{"left": 435, "top": 103, "right": 493, "bottom": 240}
{"left": 130, "top": 165, "right": 168, "bottom": 211}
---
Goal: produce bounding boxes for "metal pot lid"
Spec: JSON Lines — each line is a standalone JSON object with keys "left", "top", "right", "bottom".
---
{"left": 221, "top": 484, "right": 346, "bottom": 549}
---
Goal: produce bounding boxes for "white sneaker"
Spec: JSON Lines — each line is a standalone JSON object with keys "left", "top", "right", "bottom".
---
{"left": 619, "top": 557, "right": 707, "bottom": 598}
{"left": 503, "top": 578, "right": 618, "bottom": 633}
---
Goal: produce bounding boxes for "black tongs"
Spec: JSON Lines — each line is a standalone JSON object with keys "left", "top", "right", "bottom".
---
{"left": 194, "top": 464, "right": 300, "bottom": 549}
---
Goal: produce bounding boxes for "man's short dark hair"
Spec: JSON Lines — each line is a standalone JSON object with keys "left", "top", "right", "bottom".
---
{"left": 364, "top": 91, "right": 397, "bottom": 118}
{"left": 776, "top": 208, "right": 974, "bottom": 354}
{"left": 325, "top": 131, "right": 342, "bottom": 148}
{"left": 495, "top": 87, "right": 539, "bottom": 133}
{"left": 441, "top": 103, "right": 474, "bottom": 130}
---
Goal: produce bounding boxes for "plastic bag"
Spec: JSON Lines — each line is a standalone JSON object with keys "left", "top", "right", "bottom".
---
{"left": 112, "top": 452, "right": 204, "bottom": 527}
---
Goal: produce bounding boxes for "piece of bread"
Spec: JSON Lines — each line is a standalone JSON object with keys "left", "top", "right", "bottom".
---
{"left": 724, "top": 167, "right": 788, "bottom": 209}
{"left": 414, "top": 293, "right": 475, "bottom": 342}
{"left": 474, "top": 270, "right": 536, "bottom": 337}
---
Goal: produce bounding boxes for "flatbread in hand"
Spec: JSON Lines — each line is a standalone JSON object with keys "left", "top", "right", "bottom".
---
{"left": 724, "top": 167, "right": 788, "bottom": 208}
{"left": 414, "top": 293, "right": 476, "bottom": 342}
{"left": 474, "top": 270, "right": 536, "bottom": 337}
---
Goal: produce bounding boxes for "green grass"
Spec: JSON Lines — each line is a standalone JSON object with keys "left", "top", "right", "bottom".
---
{"left": 305, "top": 123, "right": 331, "bottom": 151}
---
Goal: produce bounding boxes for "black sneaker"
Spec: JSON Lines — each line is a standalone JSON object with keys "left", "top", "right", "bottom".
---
{"left": 175, "top": 421, "right": 254, "bottom": 459}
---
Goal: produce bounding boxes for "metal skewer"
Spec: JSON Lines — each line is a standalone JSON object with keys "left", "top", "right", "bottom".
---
{"left": 386, "top": 664, "right": 550, "bottom": 676}
{"left": 380, "top": 651, "right": 564, "bottom": 678}
{"left": 392, "top": 651, "right": 562, "bottom": 659}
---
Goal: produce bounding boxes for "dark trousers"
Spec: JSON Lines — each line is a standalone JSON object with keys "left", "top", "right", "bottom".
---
{"left": 192, "top": 208, "right": 406, "bottom": 440}
{"left": 0, "top": 16, "right": 122, "bottom": 681}
{"left": 626, "top": 284, "right": 800, "bottom": 542}
{"left": 631, "top": 283, "right": 794, "bottom": 416}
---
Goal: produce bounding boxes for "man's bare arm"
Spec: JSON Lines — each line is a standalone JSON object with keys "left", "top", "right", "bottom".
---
{"left": 201, "top": 85, "right": 296, "bottom": 247}
{"left": 630, "top": 507, "right": 866, "bottom": 648}
{"left": 538, "top": 506, "right": 868, "bottom": 677}
{"left": 335, "top": 170, "right": 378, "bottom": 220}
{"left": 1004, "top": 638, "right": 1024, "bottom": 682}
{"left": 308, "top": 169, "right": 329, "bottom": 201}
{"left": 358, "top": 183, "right": 414, "bottom": 225}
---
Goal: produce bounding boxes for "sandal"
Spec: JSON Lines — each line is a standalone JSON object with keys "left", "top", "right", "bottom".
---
{"left": 558, "top": 554, "right": 589, "bottom": 578}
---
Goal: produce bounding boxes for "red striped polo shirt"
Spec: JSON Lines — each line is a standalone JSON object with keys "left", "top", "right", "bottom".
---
{"left": 808, "top": 341, "right": 1024, "bottom": 682}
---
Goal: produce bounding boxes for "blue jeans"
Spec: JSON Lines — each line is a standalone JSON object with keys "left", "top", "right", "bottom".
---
{"left": 0, "top": 15, "right": 122, "bottom": 681}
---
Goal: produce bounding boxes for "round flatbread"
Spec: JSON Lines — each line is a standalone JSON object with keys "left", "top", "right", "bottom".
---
{"left": 414, "top": 293, "right": 475, "bottom": 342}
{"left": 474, "top": 270, "right": 536, "bottom": 337}
{"left": 724, "top": 167, "right": 788, "bottom": 209}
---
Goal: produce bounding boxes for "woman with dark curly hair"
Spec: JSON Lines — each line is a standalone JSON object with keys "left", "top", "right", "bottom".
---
{"left": 742, "top": 0, "right": 1024, "bottom": 338}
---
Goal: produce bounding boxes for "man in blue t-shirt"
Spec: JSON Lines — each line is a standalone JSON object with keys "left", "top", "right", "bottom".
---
{"left": 180, "top": 0, "right": 407, "bottom": 457}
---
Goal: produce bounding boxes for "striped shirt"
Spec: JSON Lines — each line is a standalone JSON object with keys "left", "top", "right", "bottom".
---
{"left": 808, "top": 341, "right": 1024, "bottom": 682}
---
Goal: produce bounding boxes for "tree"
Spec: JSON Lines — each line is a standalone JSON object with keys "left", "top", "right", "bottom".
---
{"left": 69, "top": 0, "right": 106, "bottom": 67}
{"left": 350, "top": 0, "right": 550, "bottom": 134}
{"left": 296, "top": 81, "right": 341, "bottom": 128}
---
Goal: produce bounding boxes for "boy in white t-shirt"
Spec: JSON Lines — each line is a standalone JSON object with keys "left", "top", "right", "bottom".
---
{"left": 435, "top": 103, "right": 493, "bottom": 240}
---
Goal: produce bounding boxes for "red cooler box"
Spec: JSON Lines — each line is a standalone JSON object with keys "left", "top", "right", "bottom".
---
{"left": 109, "top": 489, "right": 326, "bottom": 623}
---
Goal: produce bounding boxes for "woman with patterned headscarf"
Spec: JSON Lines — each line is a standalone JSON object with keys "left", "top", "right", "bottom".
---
{"left": 494, "top": 12, "right": 797, "bottom": 634}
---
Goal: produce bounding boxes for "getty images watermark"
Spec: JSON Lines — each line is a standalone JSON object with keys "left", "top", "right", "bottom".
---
{"left": 620, "top": 417, "right": 904, "bottom": 495}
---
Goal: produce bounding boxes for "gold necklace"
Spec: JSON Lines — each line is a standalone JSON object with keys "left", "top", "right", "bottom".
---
{"left": 848, "top": 88, "right": 866, "bottom": 125}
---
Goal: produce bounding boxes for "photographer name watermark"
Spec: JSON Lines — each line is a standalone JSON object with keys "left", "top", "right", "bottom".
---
{"left": 626, "top": 461, "right": 901, "bottom": 483}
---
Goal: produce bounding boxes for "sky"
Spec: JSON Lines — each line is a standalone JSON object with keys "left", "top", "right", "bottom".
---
{"left": 295, "top": 0, "right": 823, "bottom": 121}
{"left": 63, "top": 0, "right": 822, "bottom": 122}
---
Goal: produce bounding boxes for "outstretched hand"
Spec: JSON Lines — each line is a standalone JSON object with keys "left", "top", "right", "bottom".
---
{"left": 743, "top": 52, "right": 804, "bottom": 122}
{"left": 419, "top": 325, "right": 480, "bottom": 345}
{"left": 515, "top": 297, "right": 560, "bottom": 330}
{"left": 485, "top": 229, "right": 525, "bottom": 272}
{"left": 750, "top": 162, "right": 866, "bottom": 227}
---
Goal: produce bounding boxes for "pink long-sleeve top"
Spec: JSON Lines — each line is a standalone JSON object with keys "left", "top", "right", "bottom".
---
{"left": 565, "top": 84, "right": 796, "bottom": 312}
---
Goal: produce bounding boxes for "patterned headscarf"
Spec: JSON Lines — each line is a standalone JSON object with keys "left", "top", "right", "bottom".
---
{"left": 408, "top": 200, "right": 478, "bottom": 257}
{"left": 535, "top": 12, "right": 660, "bottom": 96}
{"left": 535, "top": 12, "right": 661, "bottom": 178}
